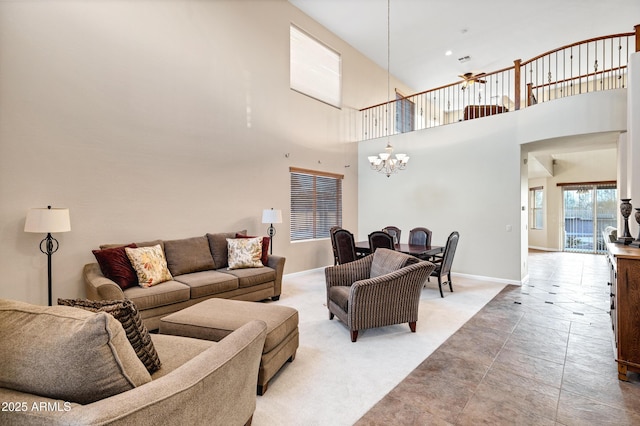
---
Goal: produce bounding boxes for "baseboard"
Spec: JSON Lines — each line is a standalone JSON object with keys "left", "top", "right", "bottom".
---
{"left": 451, "top": 272, "right": 523, "bottom": 286}
{"left": 287, "top": 267, "right": 526, "bottom": 285}
{"left": 528, "top": 246, "right": 560, "bottom": 252}
{"left": 284, "top": 266, "right": 327, "bottom": 279}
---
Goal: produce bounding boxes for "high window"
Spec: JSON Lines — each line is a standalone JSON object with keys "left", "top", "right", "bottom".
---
{"left": 290, "top": 167, "right": 343, "bottom": 241}
{"left": 530, "top": 186, "right": 544, "bottom": 230}
{"left": 290, "top": 25, "right": 342, "bottom": 108}
{"left": 395, "top": 91, "right": 415, "bottom": 133}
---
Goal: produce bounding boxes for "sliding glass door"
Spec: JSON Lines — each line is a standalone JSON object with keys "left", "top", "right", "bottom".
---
{"left": 563, "top": 183, "right": 617, "bottom": 253}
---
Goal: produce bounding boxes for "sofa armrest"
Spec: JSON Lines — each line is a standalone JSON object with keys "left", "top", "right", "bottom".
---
{"left": 0, "top": 320, "right": 268, "bottom": 426}
{"left": 82, "top": 263, "right": 126, "bottom": 301}
{"left": 266, "top": 255, "right": 285, "bottom": 298}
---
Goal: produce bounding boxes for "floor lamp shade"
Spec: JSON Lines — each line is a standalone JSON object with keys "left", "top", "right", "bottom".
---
{"left": 262, "top": 208, "right": 282, "bottom": 255}
{"left": 24, "top": 206, "right": 71, "bottom": 306}
{"left": 24, "top": 207, "right": 71, "bottom": 233}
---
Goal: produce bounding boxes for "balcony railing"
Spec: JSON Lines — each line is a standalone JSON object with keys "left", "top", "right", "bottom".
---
{"left": 360, "top": 25, "right": 640, "bottom": 141}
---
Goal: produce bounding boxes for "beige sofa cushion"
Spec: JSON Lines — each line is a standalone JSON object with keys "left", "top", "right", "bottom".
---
{"left": 207, "top": 230, "right": 246, "bottom": 269}
{"left": 164, "top": 236, "right": 216, "bottom": 276}
{"left": 0, "top": 299, "right": 151, "bottom": 405}
{"left": 123, "top": 280, "right": 190, "bottom": 310}
{"left": 173, "top": 270, "right": 239, "bottom": 298}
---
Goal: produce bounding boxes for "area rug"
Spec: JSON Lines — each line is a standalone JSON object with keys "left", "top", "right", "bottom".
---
{"left": 253, "top": 268, "right": 506, "bottom": 425}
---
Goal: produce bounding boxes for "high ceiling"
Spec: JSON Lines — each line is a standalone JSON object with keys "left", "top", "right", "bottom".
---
{"left": 289, "top": 0, "right": 640, "bottom": 92}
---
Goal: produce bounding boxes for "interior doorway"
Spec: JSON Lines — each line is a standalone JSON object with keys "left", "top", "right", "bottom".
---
{"left": 561, "top": 183, "right": 617, "bottom": 253}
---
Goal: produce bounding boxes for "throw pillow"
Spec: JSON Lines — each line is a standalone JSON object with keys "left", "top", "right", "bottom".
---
{"left": 227, "top": 237, "right": 264, "bottom": 270}
{"left": 125, "top": 244, "right": 173, "bottom": 287}
{"left": 235, "top": 233, "right": 270, "bottom": 265}
{"left": 0, "top": 298, "right": 151, "bottom": 405}
{"left": 58, "top": 298, "right": 161, "bottom": 374}
{"left": 92, "top": 243, "right": 138, "bottom": 289}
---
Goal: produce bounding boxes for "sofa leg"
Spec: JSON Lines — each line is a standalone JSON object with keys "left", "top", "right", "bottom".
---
{"left": 409, "top": 321, "right": 416, "bottom": 333}
{"left": 329, "top": 312, "right": 334, "bottom": 320}
{"left": 257, "top": 382, "right": 267, "bottom": 396}
{"left": 288, "top": 352, "right": 296, "bottom": 362}
{"left": 271, "top": 295, "right": 280, "bottom": 301}
{"left": 244, "top": 415, "right": 253, "bottom": 426}
{"left": 351, "top": 330, "right": 358, "bottom": 342}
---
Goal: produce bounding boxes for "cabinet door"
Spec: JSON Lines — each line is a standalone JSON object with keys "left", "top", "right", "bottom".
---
{"left": 616, "top": 258, "right": 640, "bottom": 365}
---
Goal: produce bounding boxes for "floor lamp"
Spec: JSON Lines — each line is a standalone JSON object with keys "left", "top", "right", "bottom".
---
{"left": 262, "top": 208, "right": 282, "bottom": 255}
{"left": 24, "top": 206, "right": 71, "bottom": 306}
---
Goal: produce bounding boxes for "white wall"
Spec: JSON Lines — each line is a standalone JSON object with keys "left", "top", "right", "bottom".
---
{"left": 0, "top": 0, "right": 391, "bottom": 303}
{"left": 359, "top": 89, "right": 627, "bottom": 283}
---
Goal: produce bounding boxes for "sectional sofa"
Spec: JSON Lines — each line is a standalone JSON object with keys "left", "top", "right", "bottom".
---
{"left": 0, "top": 298, "right": 266, "bottom": 425}
{"left": 83, "top": 231, "right": 285, "bottom": 330}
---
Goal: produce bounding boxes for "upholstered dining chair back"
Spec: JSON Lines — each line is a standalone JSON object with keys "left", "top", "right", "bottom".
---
{"left": 429, "top": 231, "right": 460, "bottom": 297}
{"left": 408, "top": 227, "right": 432, "bottom": 247}
{"left": 369, "top": 231, "right": 395, "bottom": 252}
{"left": 333, "top": 229, "right": 357, "bottom": 264}
{"left": 382, "top": 226, "right": 401, "bottom": 244}
{"left": 329, "top": 226, "right": 343, "bottom": 265}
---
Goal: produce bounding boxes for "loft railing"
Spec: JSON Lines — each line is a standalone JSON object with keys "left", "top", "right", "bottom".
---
{"left": 360, "top": 25, "right": 640, "bottom": 141}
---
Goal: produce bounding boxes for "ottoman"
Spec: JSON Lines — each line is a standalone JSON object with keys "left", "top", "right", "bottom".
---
{"left": 159, "top": 298, "right": 299, "bottom": 395}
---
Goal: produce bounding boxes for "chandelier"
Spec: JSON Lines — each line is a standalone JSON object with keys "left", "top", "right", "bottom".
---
{"left": 367, "top": 0, "right": 409, "bottom": 178}
{"left": 368, "top": 143, "right": 409, "bottom": 177}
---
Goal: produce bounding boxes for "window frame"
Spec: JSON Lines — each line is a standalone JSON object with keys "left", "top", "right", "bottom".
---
{"left": 290, "top": 167, "right": 343, "bottom": 242}
{"left": 290, "top": 24, "right": 342, "bottom": 109}
{"left": 530, "top": 186, "right": 544, "bottom": 230}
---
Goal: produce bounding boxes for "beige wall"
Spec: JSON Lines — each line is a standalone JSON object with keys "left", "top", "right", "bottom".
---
{"left": 0, "top": 0, "right": 392, "bottom": 303}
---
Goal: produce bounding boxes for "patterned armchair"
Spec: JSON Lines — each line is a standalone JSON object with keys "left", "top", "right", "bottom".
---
{"left": 324, "top": 248, "right": 435, "bottom": 342}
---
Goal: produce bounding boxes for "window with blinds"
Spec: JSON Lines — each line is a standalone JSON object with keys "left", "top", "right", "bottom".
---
{"left": 290, "top": 25, "right": 342, "bottom": 108}
{"left": 290, "top": 167, "right": 343, "bottom": 241}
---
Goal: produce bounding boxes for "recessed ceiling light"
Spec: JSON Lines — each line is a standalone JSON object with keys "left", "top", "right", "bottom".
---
{"left": 445, "top": 50, "right": 452, "bottom": 56}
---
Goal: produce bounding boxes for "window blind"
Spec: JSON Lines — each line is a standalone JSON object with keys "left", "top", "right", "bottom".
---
{"left": 290, "top": 168, "right": 343, "bottom": 241}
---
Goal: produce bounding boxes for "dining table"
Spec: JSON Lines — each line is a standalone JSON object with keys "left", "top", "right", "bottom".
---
{"left": 355, "top": 241, "right": 444, "bottom": 258}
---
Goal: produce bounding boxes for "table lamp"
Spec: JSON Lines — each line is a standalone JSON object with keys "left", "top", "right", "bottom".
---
{"left": 262, "top": 208, "right": 282, "bottom": 255}
{"left": 24, "top": 206, "right": 71, "bottom": 306}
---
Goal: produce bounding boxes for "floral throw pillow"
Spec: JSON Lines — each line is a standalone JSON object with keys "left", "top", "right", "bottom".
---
{"left": 125, "top": 244, "right": 173, "bottom": 287}
{"left": 227, "top": 237, "right": 264, "bottom": 270}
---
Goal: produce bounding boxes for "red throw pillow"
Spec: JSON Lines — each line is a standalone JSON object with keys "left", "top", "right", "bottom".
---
{"left": 235, "top": 233, "right": 270, "bottom": 265}
{"left": 92, "top": 243, "right": 138, "bottom": 289}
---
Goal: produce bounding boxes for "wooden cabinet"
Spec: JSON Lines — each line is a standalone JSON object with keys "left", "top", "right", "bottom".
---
{"left": 606, "top": 242, "right": 640, "bottom": 380}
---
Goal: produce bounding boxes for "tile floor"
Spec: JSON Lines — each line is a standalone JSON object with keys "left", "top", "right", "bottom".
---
{"left": 356, "top": 250, "right": 640, "bottom": 425}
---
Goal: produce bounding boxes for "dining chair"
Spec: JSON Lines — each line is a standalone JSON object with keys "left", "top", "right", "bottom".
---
{"left": 333, "top": 229, "right": 358, "bottom": 264}
{"left": 382, "top": 226, "right": 401, "bottom": 244}
{"left": 368, "top": 231, "right": 395, "bottom": 252}
{"left": 428, "top": 231, "right": 459, "bottom": 297}
{"left": 329, "top": 226, "right": 343, "bottom": 265}
{"left": 408, "top": 227, "right": 432, "bottom": 247}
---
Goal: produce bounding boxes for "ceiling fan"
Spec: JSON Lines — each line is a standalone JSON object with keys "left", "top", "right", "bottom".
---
{"left": 459, "top": 72, "right": 487, "bottom": 90}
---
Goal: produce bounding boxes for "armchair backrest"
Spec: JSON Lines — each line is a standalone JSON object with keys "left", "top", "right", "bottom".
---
{"left": 440, "top": 231, "right": 460, "bottom": 275}
{"left": 370, "top": 248, "right": 417, "bottom": 278}
{"left": 334, "top": 229, "right": 357, "bottom": 264}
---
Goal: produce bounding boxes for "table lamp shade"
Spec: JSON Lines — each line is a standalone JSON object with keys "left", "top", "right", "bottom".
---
{"left": 24, "top": 207, "right": 71, "bottom": 233}
{"left": 262, "top": 209, "right": 282, "bottom": 224}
